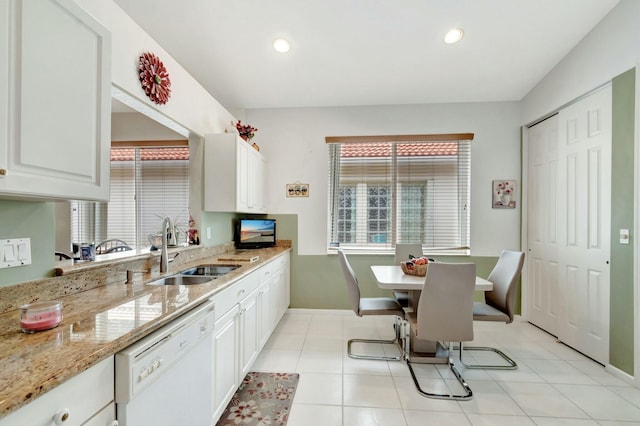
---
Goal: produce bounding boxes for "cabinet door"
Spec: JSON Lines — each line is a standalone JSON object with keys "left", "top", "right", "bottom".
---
{"left": 246, "top": 146, "right": 266, "bottom": 212}
{"left": 258, "top": 281, "right": 272, "bottom": 349}
{"left": 254, "top": 151, "right": 267, "bottom": 212}
{"left": 239, "top": 289, "right": 259, "bottom": 379}
{"left": 83, "top": 402, "right": 116, "bottom": 426}
{"left": 275, "top": 254, "right": 291, "bottom": 322}
{"left": 236, "top": 141, "right": 250, "bottom": 212}
{"left": 204, "top": 134, "right": 267, "bottom": 213}
{"left": 213, "top": 305, "right": 239, "bottom": 421}
{"left": 0, "top": 356, "right": 114, "bottom": 426}
{"left": 0, "top": 0, "right": 111, "bottom": 201}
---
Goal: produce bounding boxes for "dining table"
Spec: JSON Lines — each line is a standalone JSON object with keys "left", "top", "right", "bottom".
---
{"left": 370, "top": 264, "right": 493, "bottom": 361}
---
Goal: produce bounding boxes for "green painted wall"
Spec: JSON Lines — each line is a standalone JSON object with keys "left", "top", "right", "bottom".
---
{"left": 0, "top": 201, "right": 56, "bottom": 285}
{"left": 201, "top": 212, "right": 239, "bottom": 246}
{"left": 268, "top": 213, "right": 500, "bottom": 309}
{"left": 610, "top": 68, "right": 635, "bottom": 375}
{"left": 291, "top": 252, "right": 498, "bottom": 309}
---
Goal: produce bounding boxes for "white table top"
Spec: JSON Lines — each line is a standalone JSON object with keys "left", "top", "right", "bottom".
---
{"left": 370, "top": 265, "right": 493, "bottom": 291}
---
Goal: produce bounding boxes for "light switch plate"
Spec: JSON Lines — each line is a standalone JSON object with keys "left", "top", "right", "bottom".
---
{"left": 1, "top": 238, "right": 32, "bottom": 268}
{"left": 620, "top": 229, "right": 630, "bottom": 245}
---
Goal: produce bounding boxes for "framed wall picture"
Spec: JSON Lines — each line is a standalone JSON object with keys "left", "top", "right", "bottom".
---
{"left": 493, "top": 180, "right": 516, "bottom": 208}
{"left": 286, "top": 183, "right": 309, "bottom": 197}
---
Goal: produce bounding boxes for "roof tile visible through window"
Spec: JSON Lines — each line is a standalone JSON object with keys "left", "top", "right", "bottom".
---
{"left": 111, "top": 147, "right": 189, "bottom": 161}
{"left": 340, "top": 142, "right": 457, "bottom": 158}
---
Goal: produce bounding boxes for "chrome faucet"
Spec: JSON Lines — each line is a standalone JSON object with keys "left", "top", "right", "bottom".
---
{"left": 160, "top": 217, "right": 171, "bottom": 273}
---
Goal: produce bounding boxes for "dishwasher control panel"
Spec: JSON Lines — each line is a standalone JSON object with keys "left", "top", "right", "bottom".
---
{"left": 136, "top": 355, "right": 163, "bottom": 384}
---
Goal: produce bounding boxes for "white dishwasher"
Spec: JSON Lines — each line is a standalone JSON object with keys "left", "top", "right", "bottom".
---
{"left": 115, "top": 298, "right": 215, "bottom": 426}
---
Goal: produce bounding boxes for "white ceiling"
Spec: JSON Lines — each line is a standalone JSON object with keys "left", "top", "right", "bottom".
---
{"left": 113, "top": 0, "right": 619, "bottom": 111}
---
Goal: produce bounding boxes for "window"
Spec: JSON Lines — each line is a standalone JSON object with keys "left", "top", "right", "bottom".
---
{"left": 327, "top": 134, "right": 472, "bottom": 254}
{"left": 71, "top": 145, "right": 190, "bottom": 249}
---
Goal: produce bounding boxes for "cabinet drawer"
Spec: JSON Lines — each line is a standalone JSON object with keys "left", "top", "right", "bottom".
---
{"left": 0, "top": 356, "right": 114, "bottom": 426}
{"left": 258, "top": 262, "right": 274, "bottom": 284}
{"left": 259, "top": 253, "right": 289, "bottom": 284}
{"left": 272, "top": 253, "right": 289, "bottom": 271}
{"left": 213, "top": 271, "right": 260, "bottom": 319}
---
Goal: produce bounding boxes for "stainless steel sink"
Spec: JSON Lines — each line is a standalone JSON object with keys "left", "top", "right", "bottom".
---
{"left": 147, "top": 275, "right": 214, "bottom": 286}
{"left": 179, "top": 264, "right": 241, "bottom": 277}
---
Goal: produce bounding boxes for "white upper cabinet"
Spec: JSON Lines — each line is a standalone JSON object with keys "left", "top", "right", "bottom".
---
{"left": 204, "top": 134, "right": 267, "bottom": 213}
{"left": 0, "top": 0, "right": 111, "bottom": 201}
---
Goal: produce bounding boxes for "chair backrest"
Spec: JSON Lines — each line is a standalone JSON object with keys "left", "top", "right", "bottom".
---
{"left": 416, "top": 262, "right": 476, "bottom": 342}
{"left": 96, "top": 239, "right": 132, "bottom": 255}
{"left": 485, "top": 250, "right": 525, "bottom": 323}
{"left": 394, "top": 243, "right": 423, "bottom": 264}
{"left": 337, "top": 249, "right": 361, "bottom": 315}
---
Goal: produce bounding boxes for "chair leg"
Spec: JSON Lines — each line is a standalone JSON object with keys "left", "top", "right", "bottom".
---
{"left": 458, "top": 342, "right": 517, "bottom": 369}
{"left": 347, "top": 316, "right": 405, "bottom": 361}
{"left": 407, "top": 342, "right": 473, "bottom": 401}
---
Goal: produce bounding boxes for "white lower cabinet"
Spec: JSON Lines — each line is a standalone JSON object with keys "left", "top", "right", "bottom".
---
{"left": 270, "top": 252, "right": 291, "bottom": 327}
{"left": 258, "top": 279, "right": 272, "bottom": 350}
{"left": 211, "top": 252, "right": 291, "bottom": 423}
{"left": 239, "top": 288, "right": 259, "bottom": 379}
{"left": 212, "top": 305, "right": 240, "bottom": 422}
{"left": 84, "top": 402, "right": 116, "bottom": 426}
{"left": 0, "top": 356, "right": 115, "bottom": 426}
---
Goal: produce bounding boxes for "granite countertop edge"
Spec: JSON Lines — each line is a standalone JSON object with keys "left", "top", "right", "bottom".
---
{"left": 0, "top": 246, "right": 291, "bottom": 418}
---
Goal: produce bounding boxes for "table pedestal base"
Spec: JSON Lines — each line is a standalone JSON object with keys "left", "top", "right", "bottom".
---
{"left": 407, "top": 340, "right": 450, "bottom": 364}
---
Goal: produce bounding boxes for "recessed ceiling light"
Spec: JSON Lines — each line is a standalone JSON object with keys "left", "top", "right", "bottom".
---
{"left": 273, "top": 38, "right": 291, "bottom": 53}
{"left": 444, "top": 28, "right": 464, "bottom": 44}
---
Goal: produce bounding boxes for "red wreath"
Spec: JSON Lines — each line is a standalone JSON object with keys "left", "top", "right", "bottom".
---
{"left": 138, "top": 52, "right": 171, "bottom": 105}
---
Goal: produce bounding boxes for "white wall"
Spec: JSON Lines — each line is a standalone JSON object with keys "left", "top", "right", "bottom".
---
{"left": 248, "top": 102, "right": 522, "bottom": 256}
{"left": 111, "top": 112, "right": 186, "bottom": 141}
{"left": 73, "top": 0, "right": 236, "bottom": 137}
{"left": 522, "top": 0, "right": 640, "bottom": 123}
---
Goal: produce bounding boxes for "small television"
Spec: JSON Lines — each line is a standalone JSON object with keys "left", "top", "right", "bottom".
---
{"left": 234, "top": 218, "right": 276, "bottom": 250}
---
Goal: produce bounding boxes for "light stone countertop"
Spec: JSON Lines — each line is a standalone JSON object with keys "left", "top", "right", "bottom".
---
{"left": 0, "top": 245, "right": 291, "bottom": 418}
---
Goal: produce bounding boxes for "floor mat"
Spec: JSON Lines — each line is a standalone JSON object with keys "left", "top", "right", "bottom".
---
{"left": 216, "top": 372, "right": 300, "bottom": 425}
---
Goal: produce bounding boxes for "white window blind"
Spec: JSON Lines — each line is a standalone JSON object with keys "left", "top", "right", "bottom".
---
{"left": 327, "top": 136, "right": 471, "bottom": 254}
{"left": 71, "top": 146, "right": 189, "bottom": 249}
{"left": 136, "top": 149, "right": 190, "bottom": 244}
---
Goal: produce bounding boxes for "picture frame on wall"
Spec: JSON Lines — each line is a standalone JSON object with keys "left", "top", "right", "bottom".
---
{"left": 492, "top": 180, "right": 516, "bottom": 208}
{"left": 286, "top": 183, "right": 309, "bottom": 197}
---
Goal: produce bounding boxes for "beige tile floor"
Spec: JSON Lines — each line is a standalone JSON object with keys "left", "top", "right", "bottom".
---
{"left": 252, "top": 309, "right": 640, "bottom": 426}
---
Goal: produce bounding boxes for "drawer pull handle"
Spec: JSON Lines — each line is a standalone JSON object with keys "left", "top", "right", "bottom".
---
{"left": 238, "top": 289, "right": 245, "bottom": 297}
{"left": 54, "top": 408, "right": 70, "bottom": 424}
{"left": 0, "top": 169, "right": 6, "bottom": 176}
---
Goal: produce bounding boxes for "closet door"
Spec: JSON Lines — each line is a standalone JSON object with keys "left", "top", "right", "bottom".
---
{"left": 526, "top": 85, "right": 611, "bottom": 365}
{"left": 526, "top": 114, "right": 560, "bottom": 335}
{"left": 557, "top": 86, "right": 611, "bottom": 364}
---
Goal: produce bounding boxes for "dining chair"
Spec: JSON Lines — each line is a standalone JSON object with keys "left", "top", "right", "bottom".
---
{"left": 337, "top": 249, "right": 406, "bottom": 361}
{"left": 95, "top": 239, "right": 132, "bottom": 255}
{"left": 393, "top": 244, "right": 423, "bottom": 307}
{"left": 406, "top": 262, "right": 476, "bottom": 400}
{"left": 458, "top": 250, "right": 525, "bottom": 369}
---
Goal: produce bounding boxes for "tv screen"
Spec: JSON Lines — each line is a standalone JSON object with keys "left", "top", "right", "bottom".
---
{"left": 234, "top": 219, "right": 276, "bottom": 249}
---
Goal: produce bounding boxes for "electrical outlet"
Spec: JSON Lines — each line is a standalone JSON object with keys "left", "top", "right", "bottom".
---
{"left": 620, "top": 229, "right": 630, "bottom": 244}
{"left": 207, "top": 227, "right": 212, "bottom": 239}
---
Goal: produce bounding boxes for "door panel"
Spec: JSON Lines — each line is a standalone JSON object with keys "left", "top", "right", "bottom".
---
{"left": 527, "top": 114, "right": 560, "bottom": 334}
{"left": 557, "top": 86, "right": 611, "bottom": 364}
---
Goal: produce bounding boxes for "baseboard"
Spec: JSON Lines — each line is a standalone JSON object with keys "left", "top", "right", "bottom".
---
{"left": 286, "top": 308, "right": 352, "bottom": 315}
{"left": 605, "top": 363, "right": 635, "bottom": 385}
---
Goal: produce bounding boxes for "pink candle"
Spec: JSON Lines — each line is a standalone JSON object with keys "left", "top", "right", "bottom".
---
{"left": 20, "top": 301, "right": 63, "bottom": 333}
